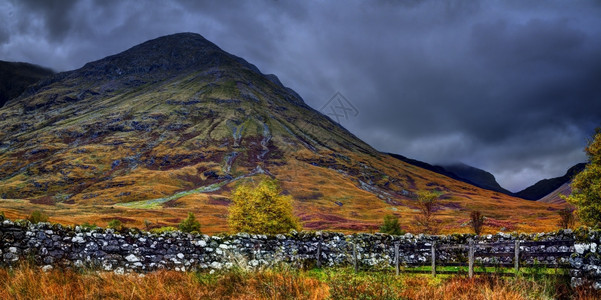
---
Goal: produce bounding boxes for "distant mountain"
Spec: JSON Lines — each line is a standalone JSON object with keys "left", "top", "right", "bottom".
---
{"left": 537, "top": 182, "right": 572, "bottom": 205}
{"left": 440, "top": 163, "right": 512, "bottom": 195}
{"left": 387, "top": 153, "right": 474, "bottom": 184}
{"left": 388, "top": 154, "right": 512, "bottom": 195}
{"left": 0, "top": 60, "right": 54, "bottom": 107}
{"left": 517, "top": 163, "right": 586, "bottom": 200}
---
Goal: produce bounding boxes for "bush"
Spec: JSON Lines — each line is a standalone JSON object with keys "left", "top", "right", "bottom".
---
{"left": 150, "top": 226, "right": 178, "bottom": 234}
{"left": 414, "top": 191, "right": 440, "bottom": 234}
{"left": 107, "top": 219, "right": 124, "bottom": 231}
{"left": 179, "top": 213, "right": 201, "bottom": 233}
{"left": 80, "top": 222, "right": 98, "bottom": 230}
{"left": 229, "top": 178, "right": 301, "bottom": 234}
{"left": 379, "top": 215, "right": 405, "bottom": 235}
{"left": 470, "top": 210, "right": 485, "bottom": 235}
{"left": 27, "top": 210, "right": 48, "bottom": 224}
{"left": 557, "top": 208, "right": 575, "bottom": 229}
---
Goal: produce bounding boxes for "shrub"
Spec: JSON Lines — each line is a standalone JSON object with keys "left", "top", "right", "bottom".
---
{"left": 179, "top": 212, "right": 201, "bottom": 233}
{"left": 557, "top": 208, "right": 575, "bottom": 229}
{"left": 470, "top": 210, "right": 485, "bottom": 235}
{"left": 107, "top": 219, "right": 124, "bottom": 231}
{"left": 144, "top": 219, "right": 152, "bottom": 231}
{"left": 27, "top": 210, "right": 48, "bottom": 224}
{"left": 414, "top": 190, "right": 440, "bottom": 234}
{"left": 229, "top": 178, "right": 301, "bottom": 234}
{"left": 379, "top": 215, "right": 405, "bottom": 235}
{"left": 150, "top": 226, "right": 178, "bottom": 234}
{"left": 80, "top": 222, "right": 98, "bottom": 230}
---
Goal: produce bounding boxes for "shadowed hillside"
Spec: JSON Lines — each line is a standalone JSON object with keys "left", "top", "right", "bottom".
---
{"left": 0, "top": 61, "right": 54, "bottom": 107}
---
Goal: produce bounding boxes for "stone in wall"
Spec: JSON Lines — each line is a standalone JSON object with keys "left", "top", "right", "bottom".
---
{"left": 0, "top": 215, "right": 598, "bottom": 288}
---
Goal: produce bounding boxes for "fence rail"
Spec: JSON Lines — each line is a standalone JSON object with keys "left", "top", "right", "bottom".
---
{"left": 324, "top": 239, "right": 575, "bottom": 278}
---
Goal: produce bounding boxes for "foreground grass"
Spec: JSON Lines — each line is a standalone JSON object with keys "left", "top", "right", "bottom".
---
{"left": 0, "top": 265, "right": 599, "bottom": 299}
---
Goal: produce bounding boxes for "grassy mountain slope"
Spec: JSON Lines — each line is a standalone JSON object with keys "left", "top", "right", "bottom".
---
{"left": 537, "top": 182, "right": 572, "bottom": 205}
{"left": 0, "top": 33, "right": 561, "bottom": 234}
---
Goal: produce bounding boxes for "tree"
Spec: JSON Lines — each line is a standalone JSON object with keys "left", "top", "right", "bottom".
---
{"left": 557, "top": 208, "right": 575, "bottom": 229}
{"left": 27, "top": 210, "right": 48, "bottom": 224}
{"left": 414, "top": 190, "right": 440, "bottom": 234}
{"left": 565, "top": 128, "right": 601, "bottom": 227}
{"left": 179, "top": 212, "right": 201, "bottom": 233}
{"left": 107, "top": 219, "right": 124, "bottom": 231}
{"left": 470, "top": 210, "right": 485, "bottom": 235}
{"left": 379, "top": 214, "right": 405, "bottom": 235}
{"left": 229, "top": 178, "right": 301, "bottom": 234}
{"left": 144, "top": 219, "right": 152, "bottom": 231}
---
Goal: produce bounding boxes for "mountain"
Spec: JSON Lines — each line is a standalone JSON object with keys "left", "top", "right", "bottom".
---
{"left": 0, "top": 33, "right": 559, "bottom": 234}
{"left": 538, "top": 182, "right": 572, "bottom": 205}
{"left": 517, "top": 163, "right": 586, "bottom": 200}
{"left": 0, "top": 61, "right": 54, "bottom": 107}
{"left": 388, "top": 155, "right": 513, "bottom": 195}
{"left": 439, "top": 163, "right": 512, "bottom": 195}
{"left": 387, "top": 154, "right": 480, "bottom": 186}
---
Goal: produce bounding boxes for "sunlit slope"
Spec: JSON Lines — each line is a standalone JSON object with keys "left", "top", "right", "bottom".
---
{"left": 0, "top": 33, "right": 561, "bottom": 233}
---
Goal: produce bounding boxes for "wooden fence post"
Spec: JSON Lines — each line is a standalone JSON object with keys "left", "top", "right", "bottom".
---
{"left": 431, "top": 241, "right": 436, "bottom": 277}
{"left": 353, "top": 242, "right": 358, "bottom": 273}
{"left": 394, "top": 243, "right": 400, "bottom": 276}
{"left": 468, "top": 239, "right": 474, "bottom": 278}
{"left": 317, "top": 238, "right": 322, "bottom": 268}
{"left": 514, "top": 240, "right": 520, "bottom": 274}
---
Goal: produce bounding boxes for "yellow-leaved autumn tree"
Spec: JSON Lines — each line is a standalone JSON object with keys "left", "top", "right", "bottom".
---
{"left": 228, "top": 178, "right": 301, "bottom": 234}
{"left": 565, "top": 128, "right": 601, "bottom": 227}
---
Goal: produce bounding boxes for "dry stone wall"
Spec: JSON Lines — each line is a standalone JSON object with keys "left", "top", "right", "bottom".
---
{"left": 1, "top": 215, "right": 601, "bottom": 288}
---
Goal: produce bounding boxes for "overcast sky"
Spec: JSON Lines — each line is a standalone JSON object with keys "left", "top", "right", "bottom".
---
{"left": 1, "top": 0, "right": 600, "bottom": 192}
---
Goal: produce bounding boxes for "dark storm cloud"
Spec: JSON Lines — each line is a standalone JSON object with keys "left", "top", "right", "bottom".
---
{"left": 1, "top": 0, "right": 600, "bottom": 191}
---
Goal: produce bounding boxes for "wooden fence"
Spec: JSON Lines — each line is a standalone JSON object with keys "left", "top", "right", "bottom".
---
{"left": 325, "top": 239, "right": 574, "bottom": 277}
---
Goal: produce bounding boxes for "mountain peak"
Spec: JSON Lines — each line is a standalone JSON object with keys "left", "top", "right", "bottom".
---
{"left": 15, "top": 32, "right": 291, "bottom": 109}
{"left": 76, "top": 32, "right": 260, "bottom": 79}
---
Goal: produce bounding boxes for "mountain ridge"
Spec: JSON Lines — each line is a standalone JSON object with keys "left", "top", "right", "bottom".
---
{"left": 389, "top": 152, "right": 585, "bottom": 201}
{"left": 517, "top": 163, "right": 586, "bottom": 200}
{"left": 440, "top": 162, "right": 512, "bottom": 195}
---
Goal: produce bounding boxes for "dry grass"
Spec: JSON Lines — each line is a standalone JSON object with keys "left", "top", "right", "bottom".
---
{"left": 0, "top": 265, "right": 328, "bottom": 300}
{"left": 0, "top": 150, "right": 568, "bottom": 235}
{"left": 1, "top": 265, "right": 599, "bottom": 300}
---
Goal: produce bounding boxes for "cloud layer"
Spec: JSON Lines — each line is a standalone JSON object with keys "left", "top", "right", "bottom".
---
{"left": 2, "top": 0, "right": 600, "bottom": 191}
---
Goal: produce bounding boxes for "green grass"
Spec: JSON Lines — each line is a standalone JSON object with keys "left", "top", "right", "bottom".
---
{"left": 118, "top": 181, "right": 229, "bottom": 209}
{"left": 397, "top": 265, "right": 570, "bottom": 276}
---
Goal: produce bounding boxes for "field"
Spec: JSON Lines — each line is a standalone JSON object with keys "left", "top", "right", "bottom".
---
{"left": 0, "top": 153, "right": 568, "bottom": 235}
{"left": 0, "top": 264, "right": 598, "bottom": 299}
